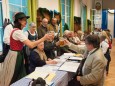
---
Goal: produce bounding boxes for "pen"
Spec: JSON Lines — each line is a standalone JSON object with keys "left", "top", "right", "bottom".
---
{"left": 44, "top": 74, "right": 49, "bottom": 79}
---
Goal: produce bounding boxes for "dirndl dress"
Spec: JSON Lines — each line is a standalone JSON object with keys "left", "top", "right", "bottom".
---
{"left": 0, "top": 29, "right": 26, "bottom": 86}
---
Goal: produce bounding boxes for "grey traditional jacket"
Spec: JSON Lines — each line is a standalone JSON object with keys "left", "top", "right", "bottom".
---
{"left": 80, "top": 48, "right": 107, "bottom": 86}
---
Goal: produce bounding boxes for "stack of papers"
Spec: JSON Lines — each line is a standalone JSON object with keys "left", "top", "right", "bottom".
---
{"left": 25, "top": 71, "right": 49, "bottom": 79}
{"left": 35, "top": 66, "right": 59, "bottom": 73}
{"left": 68, "top": 56, "right": 83, "bottom": 61}
{"left": 59, "top": 55, "right": 70, "bottom": 59}
{"left": 58, "top": 61, "right": 80, "bottom": 73}
{"left": 63, "top": 53, "right": 75, "bottom": 56}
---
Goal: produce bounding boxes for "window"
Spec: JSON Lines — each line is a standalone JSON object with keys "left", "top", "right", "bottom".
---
{"left": 8, "top": 0, "right": 28, "bottom": 31}
{"left": 0, "top": 0, "right": 3, "bottom": 52}
{"left": 81, "top": 4, "right": 87, "bottom": 32}
{"left": 61, "top": 0, "right": 71, "bottom": 32}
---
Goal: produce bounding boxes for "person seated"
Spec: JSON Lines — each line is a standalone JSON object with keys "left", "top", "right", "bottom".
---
{"left": 77, "top": 30, "right": 84, "bottom": 41}
{"left": 29, "top": 42, "right": 57, "bottom": 73}
{"left": 63, "top": 30, "right": 78, "bottom": 45}
{"left": 64, "top": 39, "right": 86, "bottom": 54}
{"left": 62, "top": 30, "right": 86, "bottom": 54}
{"left": 44, "top": 31, "right": 60, "bottom": 59}
{"left": 68, "top": 35, "right": 107, "bottom": 86}
{"left": 68, "top": 31, "right": 82, "bottom": 45}
{"left": 73, "top": 31, "right": 81, "bottom": 44}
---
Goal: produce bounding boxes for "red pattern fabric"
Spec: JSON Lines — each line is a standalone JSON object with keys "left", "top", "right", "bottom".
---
{"left": 108, "top": 41, "right": 112, "bottom": 49}
{"left": 10, "top": 28, "right": 24, "bottom": 51}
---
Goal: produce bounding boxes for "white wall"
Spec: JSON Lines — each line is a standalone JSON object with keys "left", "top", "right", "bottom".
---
{"left": 74, "top": 0, "right": 92, "bottom": 18}
{"left": 38, "top": 0, "right": 59, "bottom": 11}
{"left": 108, "top": 12, "right": 114, "bottom": 37}
{"left": 74, "top": 0, "right": 81, "bottom": 17}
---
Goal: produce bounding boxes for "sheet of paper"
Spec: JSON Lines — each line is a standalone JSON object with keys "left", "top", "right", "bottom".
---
{"left": 68, "top": 56, "right": 83, "bottom": 61}
{"left": 58, "top": 61, "right": 80, "bottom": 73}
{"left": 53, "top": 58, "right": 66, "bottom": 67}
{"left": 63, "top": 53, "right": 75, "bottom": 56}
{"left": 45, "top": 73, "right": 56, "bottom": 82}
{"left": 25, "top": 71, "right": 49, "bottom": 79}
{"left": 59, "top": 55, "right": 70, "bottom": 59}
{"left": 35, "top": 66, "right": 59, "bottom": 73}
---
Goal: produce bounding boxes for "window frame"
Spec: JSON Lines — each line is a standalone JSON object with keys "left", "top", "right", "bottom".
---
{"left": 8, "top": 0, "right": 28, "bottom": 31}
{"left": 61, "top": 0, "right": 71, "bottom": 32}
{"left": 0, "top": 0, "right": 3, "bottom": 52}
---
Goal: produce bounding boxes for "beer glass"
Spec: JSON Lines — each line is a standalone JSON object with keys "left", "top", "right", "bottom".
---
{"left": 59, "top": 37, "right": 65, "bottom": 47}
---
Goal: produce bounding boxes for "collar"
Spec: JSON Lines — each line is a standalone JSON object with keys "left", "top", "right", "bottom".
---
{"left": 88, "top": 48, "right": 97, "bottom": 55}
{"left": 42, "top": 24, "right": 46, "bottom": 28}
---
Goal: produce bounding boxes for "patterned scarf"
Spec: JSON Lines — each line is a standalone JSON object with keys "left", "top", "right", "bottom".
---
{"left": 34, "top": 49, "right": 47, "bottom": 61}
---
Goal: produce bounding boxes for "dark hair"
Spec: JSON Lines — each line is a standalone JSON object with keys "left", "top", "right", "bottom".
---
{"left": 85, "top": 35, "right": 100, "bottom": 48}
{"left": 100, "top": 35, "right": 106, "bottom": 41}
{"left": 14, "top": 17, "right": 24, "bottom": 30}
{"left": 31, "top": 77, "right": 46, "bottom": 86}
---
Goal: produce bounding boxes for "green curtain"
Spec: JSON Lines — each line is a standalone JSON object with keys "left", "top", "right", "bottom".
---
{"left": 86, "top": 7, "right": 87, "bottom": 31}
{"left": 70, "top": 0, "right": 74, "bottom": 31}
{"left": 28, "top": 0, "right": 38, "bottom": 24}
{"left": 81, "top": 4, "right": 87, "bottom": 32}
{"left": 59, "top": 0, "right": 62, "bottom": 36}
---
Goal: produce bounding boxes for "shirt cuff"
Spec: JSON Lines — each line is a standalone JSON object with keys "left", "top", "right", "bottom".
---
{"left": 68, "top": 43, "right": 72, "bottom": 47}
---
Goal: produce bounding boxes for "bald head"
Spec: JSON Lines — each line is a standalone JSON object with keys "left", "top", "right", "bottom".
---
{"left": 42, "top": 18, "right": 48, "bottom": 27}
{"left": 42, "top": 18, "right": 48, "bottom": 22}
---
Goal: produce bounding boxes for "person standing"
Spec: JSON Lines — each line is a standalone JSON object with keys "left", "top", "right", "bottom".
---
{"left": 100, "top": 35, "right": 111, "bottom": 75}
{"left": 0, "top": 13, "right": 17, "bottom": 62}
{"left": 37, "top": 18, "right": 48, "bottom": 39}
{"left": 24, "top": 22, "right": 38, "bottom": 74}
{"left": 24, "top": 22, "right": 38, "bottom": 56}
{"left": 47, "top": 18, "right": 59, "bottom": 33}
{"left": 0, "top": 12, "right": 50, "bottom": 86}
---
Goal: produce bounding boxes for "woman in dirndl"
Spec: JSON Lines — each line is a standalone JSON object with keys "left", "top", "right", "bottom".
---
{"left": 0, "top": 12, "right": 50, "bottom": 86}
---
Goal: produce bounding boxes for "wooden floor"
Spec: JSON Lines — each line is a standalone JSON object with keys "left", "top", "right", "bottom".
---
{"left": 105, "top": 38, "right": 115, "bottom": 86}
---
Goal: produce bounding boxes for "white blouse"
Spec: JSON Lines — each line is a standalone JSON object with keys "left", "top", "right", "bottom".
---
{"left": 3, "top": 24, "right": 13, "bottom": 45}
{"left": 12, "top": 29, "right": 28, "bottom": 42}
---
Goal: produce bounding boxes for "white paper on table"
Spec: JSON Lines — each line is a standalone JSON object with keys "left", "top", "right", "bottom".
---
{"left": 59, "top": 55, "right": 70, "bottom": 59}
{"left": 63, "top": 53, "right": 75, "bottom": 56}
{"left": 58, "top": 61, "right": 80, "bottom": 73}
{"left": 35, "top": 66, "right": 59, "bottom": 73}
{"left": 25, "top": 71, "right": 49, "bottom": 79}
{"left": 68, "top": 56, "right": 83, "bottom": 61}
{"left": 53, "top": 59, "right": 66, "bottom": 67}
